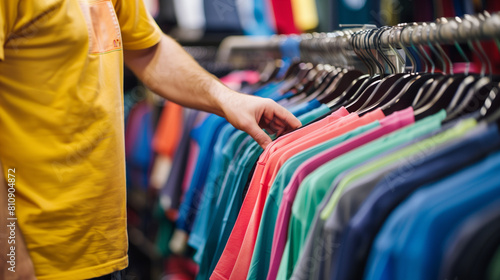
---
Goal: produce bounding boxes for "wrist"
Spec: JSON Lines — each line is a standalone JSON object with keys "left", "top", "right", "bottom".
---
{"left": 207, "top": 79, "right": 240, "bottom": 118}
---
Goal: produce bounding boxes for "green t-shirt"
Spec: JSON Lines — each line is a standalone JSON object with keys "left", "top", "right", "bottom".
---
{"left": 320, "top": 118, "right": 477, "bottom": 220}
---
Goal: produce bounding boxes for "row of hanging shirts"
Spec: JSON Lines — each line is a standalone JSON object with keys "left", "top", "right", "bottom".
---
{"left": 154, "top": 11, "right": 500, "bottom": 280}
{"left": 223, "top": 11, "right": 500, "bottom": 123}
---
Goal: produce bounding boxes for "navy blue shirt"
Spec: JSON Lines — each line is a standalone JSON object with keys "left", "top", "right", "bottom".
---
{"left": 332, "top": 123, "right": 500, "bottom": 280}
{"left": 439, "top": 199, "right": 500, "bottom": 280}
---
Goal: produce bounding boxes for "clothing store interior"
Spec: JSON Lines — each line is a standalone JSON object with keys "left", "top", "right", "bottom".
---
{"left": 125, "top": 0, "right": 500, "bottom": 279}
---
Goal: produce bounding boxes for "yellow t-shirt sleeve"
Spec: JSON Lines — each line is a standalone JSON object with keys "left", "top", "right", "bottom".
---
{"left": 113, "top": 0, "right": 163, "bottom": 50}
{"left": 0, "top": 1, "right": 17, "bottom": 61}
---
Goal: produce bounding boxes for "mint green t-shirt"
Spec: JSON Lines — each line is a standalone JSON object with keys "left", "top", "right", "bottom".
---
{"left": 320, "top": 118, "right": 477, "bottom": 220}
{"left": 276, "top": 110, "right": 447, "bottom": 279}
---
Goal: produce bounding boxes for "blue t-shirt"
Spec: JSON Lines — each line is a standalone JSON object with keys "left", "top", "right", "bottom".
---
{"left": 207, "top": 140, "right": 263, "bottom": 276}
{"left": 176, "top": 115, "right": 228, "bottom": 232}
{"left": 204, "top": 0, "right": 242, "bottom": 32}
{"left": 439, "top": 198, "right": 500, "bottom": 280}
{"left": 126, "top": 102, "right": 154, "bottom": 189}
{"left": 365, "top": 148, "right": 500, "bottom": 280}
{"left": 334, "top": 123, "right": 500, "bottom": 280}
{"left": 188, "top": 123, "right": 238, "bottom": 253}
{"left": 238, "top": 0, "right": 275, "bottom": 35}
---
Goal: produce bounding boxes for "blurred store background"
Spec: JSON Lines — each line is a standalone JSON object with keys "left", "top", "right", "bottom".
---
{"left": 122, "top": 0, "right": 500, "bottom": 279}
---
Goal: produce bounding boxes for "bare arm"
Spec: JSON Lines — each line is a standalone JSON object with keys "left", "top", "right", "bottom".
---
{"left": 124, "top": 34, "right": 301, "bottom": 148}
{"left": 0, "top": 162, "right": 37, "bottom": 279}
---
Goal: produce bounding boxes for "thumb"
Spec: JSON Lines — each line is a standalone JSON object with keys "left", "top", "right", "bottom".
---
{"left": 245, "top": 122, "right": 272, "bottom": 149}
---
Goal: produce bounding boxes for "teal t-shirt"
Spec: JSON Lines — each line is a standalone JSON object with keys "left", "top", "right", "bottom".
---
{"left": 297, "top": 104, "right": 330, "bottom": 125}
{"left": 276, "top": 110, "right": 446, "bottom": 279}
{"left": 189, "top": 123, "right": 238, "bottom": 258}
{"left": 196, "top": 131, "right": 251, "bottom": 279}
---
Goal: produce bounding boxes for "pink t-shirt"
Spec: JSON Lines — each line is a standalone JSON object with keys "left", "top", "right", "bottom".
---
{"left": 220, "top": 70, "right": 261, "bottom": 90}
{"left": 260, "top": 113, "right": 359, "bottom": 191}
{"left": 265, "top": 110, "right": 384, "bottom": 190}
{"left": 261, "top": 106, "right": 349, "bottom": 164}
{"left": 267, "top": 107, "right": 415, "bottom": 280}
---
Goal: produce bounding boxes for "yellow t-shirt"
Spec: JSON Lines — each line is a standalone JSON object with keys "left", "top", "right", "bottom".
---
{"left": 0, "top": 0, "right": 162, "bottom": 279}
{"left": 291, "top": 0, "right": 319, "bottom": 32}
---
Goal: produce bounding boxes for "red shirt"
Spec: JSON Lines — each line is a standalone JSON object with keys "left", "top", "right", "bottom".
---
{"left": 271, "top": 0, "right": 300, "bottom": 34}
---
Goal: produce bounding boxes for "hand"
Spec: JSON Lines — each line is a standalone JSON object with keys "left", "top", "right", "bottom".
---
{"left": 220, "top": 91, "right": 302, "bottom": 149}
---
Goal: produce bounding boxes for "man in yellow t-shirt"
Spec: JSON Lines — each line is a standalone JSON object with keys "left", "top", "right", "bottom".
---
{"left": 0, "top": 0, "right": 301, "bottom": 279}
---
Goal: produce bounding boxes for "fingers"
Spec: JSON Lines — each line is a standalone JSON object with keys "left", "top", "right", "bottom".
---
{"left": 272, "top": 102, "right": 302, "bottom": 131}
{"left": 230, "top": 96, "right": 302, "bottom": 149}
{"left": 245, "top": 121, "right": 273, "bottom": 149}
{"left": 259, "top": 115, "right": 286, "bottom": 136}
{"left": 261, "top": 99, "right": 302, "bottom": 137}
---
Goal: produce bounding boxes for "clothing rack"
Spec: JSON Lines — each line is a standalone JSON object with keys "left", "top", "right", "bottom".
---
{"left": 218, "top": 11, "right": 500, "bottom": 74}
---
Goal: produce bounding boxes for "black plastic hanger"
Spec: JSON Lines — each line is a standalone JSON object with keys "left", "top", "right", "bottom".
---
{"left": 279, "top": 62, "right": 314, "bottom": 93}
{"left": 414, "top": 75, "right": 464, "bottom": 121}
{"left": 450, "top": 77, "right": 500, "bottom": 120}
{"left": 317, "top": 70, "right": 364, "bottom": 104}
{"left": 356, "top": 73, "right": 406, "bottom": 112}
{"left": 326, "top": 74, "right": 372, "bottom": 110}
{"left": 368, "top": 24, "right": 435, "bottom": 115}
{"left": 344, "top": 79, "right": 382, "bottom": 112}
{"left": 336, "top": 28, "right": 387, "bottom": 112}
{"left": 481, "top": 84, "right": 500, "bottom": 123}
{"left": 289, "top": 64, "right": 324, "bottom": 94}
{"left": 360, "top": 73, "right": 418, "bottom": 115}
{"left": 442, "top": 75, "right": 479, "bottom": 121}
{"left": 299, "top": 66, "right": 342, "bottom": 103}
{"left": 357, "top": 25, "right": 419, "bottom": 114}
{"left": 412, "top": 75, "right": 449, "bottom": 110}
{"left": 257, "top": 60, "right": 282, "bottom": 85}
{"left": 381, "top": 73, "right": 437, "bottom": 115}
{"left": 313, "top": 30, "right": 372, "bottom": 108}
{"left": 285, "top": 65, "right": 339, "bottom": 106}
